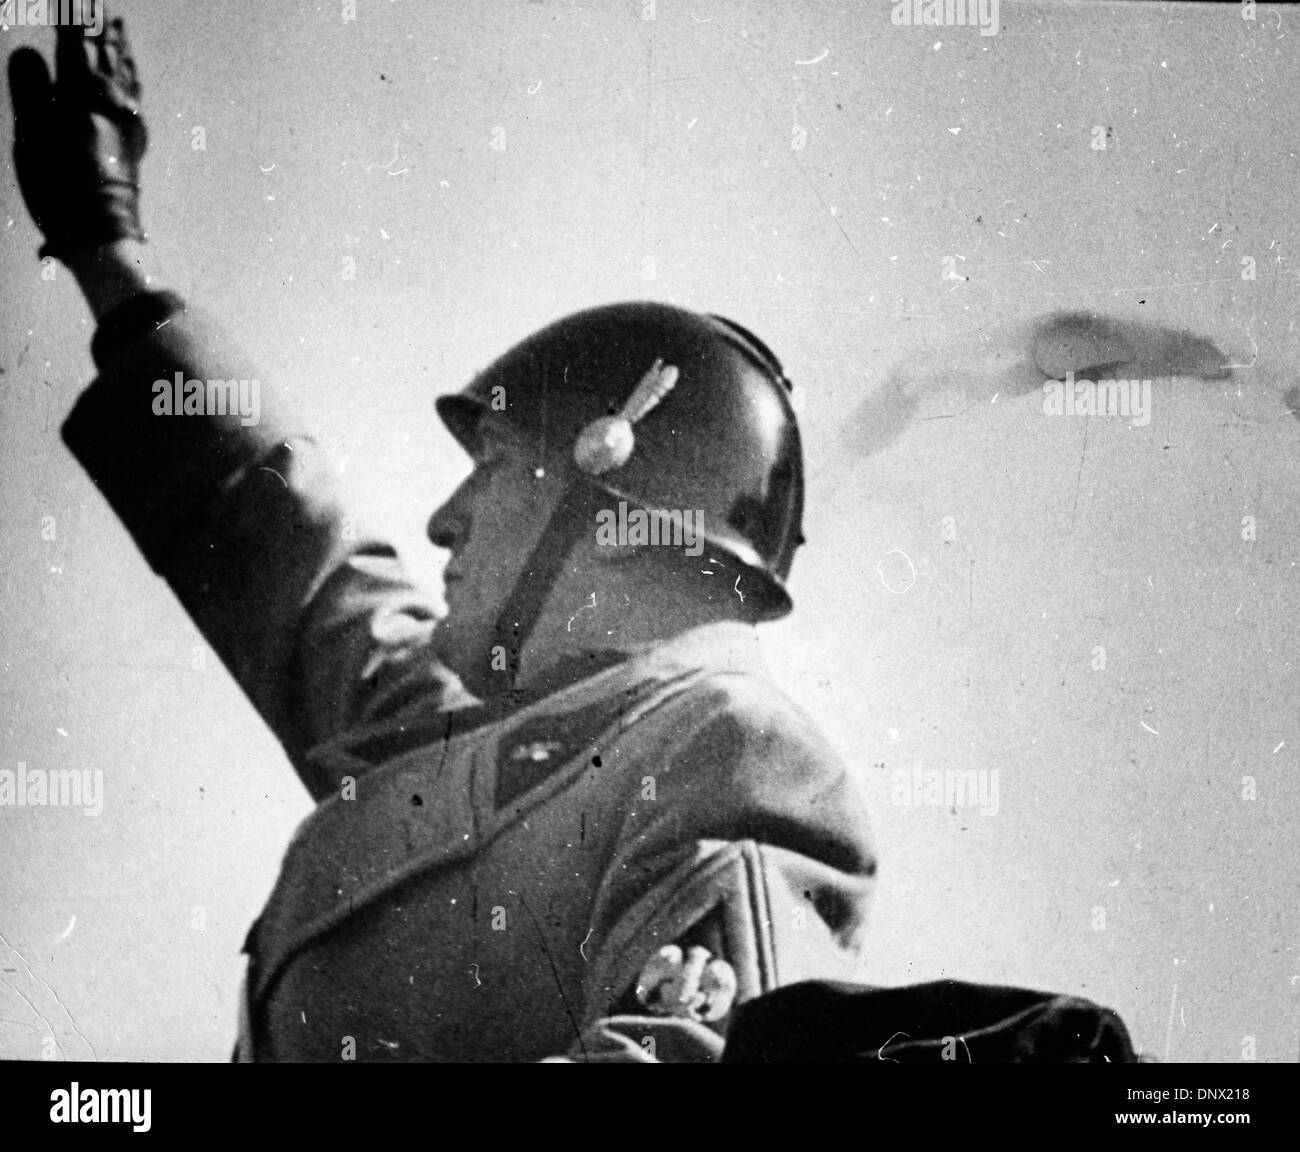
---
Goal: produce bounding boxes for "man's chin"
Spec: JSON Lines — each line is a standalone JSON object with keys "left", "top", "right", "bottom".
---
{"left": 430, "top": 622, "right": 499, "bottom": 699}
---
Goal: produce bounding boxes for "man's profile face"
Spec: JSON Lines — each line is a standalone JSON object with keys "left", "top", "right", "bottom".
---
{"left": 426, "top": 416, "right": 559, "bottom": 692}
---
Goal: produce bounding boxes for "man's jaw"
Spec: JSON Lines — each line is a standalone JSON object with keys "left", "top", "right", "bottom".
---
{"left": 430, "top": 598, "right": 517, "bottom": 700}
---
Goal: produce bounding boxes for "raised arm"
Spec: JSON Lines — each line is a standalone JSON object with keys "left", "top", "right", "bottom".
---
{"left": 9, "top": 7, "right": 470, "bottom": 797}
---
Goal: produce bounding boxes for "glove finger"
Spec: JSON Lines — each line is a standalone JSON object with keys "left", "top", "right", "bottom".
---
{"left": 54, "top": 32, "right": 94, "bottom": 107}
{"left": 96, "top": 18, "right": 121, "bottom": 83}
{"left": 70, "top": 18, "right": 144, "bottom": 153}
{"left": 8, "top": 48, "right": 54, "bottom": 140}
{"left": 96, "top": 17, "right": 141, "bottom": 111}
{"left": 108, "top": 18, "right": 141, "bottom": 102}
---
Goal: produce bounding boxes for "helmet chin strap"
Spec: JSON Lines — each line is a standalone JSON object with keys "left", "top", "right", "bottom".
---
{"left": 487, "top": 359, "right": 687, "bottom": 696}
{"left": 491, "top": 479, "right": 609, "bottom": 695}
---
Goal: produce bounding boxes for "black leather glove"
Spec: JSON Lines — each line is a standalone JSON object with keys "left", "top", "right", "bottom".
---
{"left": 721, "top": 979, "right": 1141, "bottom": 1063}
{"left": 8, "top": 3, "right": 147, "bottom": 261}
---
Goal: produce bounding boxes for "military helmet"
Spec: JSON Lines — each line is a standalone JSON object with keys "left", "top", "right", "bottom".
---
{"left": 435, "top": 301, "right": 805, "bottom": 620}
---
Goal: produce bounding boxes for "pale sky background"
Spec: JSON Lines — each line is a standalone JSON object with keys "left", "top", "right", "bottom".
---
{"left": 1, "top": 0, "right": 1297, "bottom": 1061}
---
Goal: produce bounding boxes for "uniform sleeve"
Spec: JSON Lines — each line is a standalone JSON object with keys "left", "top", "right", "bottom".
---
{"left": 566, "top": 678, "right": 879, "bottom": 1062}
{"left": 62, "top": 294, "right": 470, "bottom": 798}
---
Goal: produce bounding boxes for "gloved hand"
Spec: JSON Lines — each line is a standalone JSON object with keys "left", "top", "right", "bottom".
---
{"left": 8, "top": 2, "right": 148, "bottom": 261}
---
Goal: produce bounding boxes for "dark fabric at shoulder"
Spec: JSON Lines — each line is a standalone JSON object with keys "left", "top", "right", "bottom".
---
{"left": 666, "top": 674, "right": 877, "bottom": 878}
{"left": 721, "top": 979, "right": 1139, "bottom": 1063}
{"left": 494, "top": 674, "right": 649, "bottom": 810}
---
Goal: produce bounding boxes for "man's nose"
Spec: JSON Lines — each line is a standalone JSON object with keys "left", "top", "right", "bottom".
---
{"left": 426, "top": 483, "right": 469, "bottom": 550}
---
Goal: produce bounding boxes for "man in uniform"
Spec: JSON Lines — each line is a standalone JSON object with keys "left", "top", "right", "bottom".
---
{"left": 9, "top": 8, "right": 877, "bottom": 1061}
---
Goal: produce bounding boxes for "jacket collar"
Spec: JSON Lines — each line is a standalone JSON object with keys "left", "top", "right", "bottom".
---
{"left": 507, "top": 619, "right": 768, "bottom": 709}
{"left": 330, "top": 621, "right": 769, "bottom": 770}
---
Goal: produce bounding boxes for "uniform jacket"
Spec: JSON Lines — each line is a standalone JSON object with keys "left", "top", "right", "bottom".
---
{"left": 62, "top": 297, "right": 878, "bottom": 1062}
